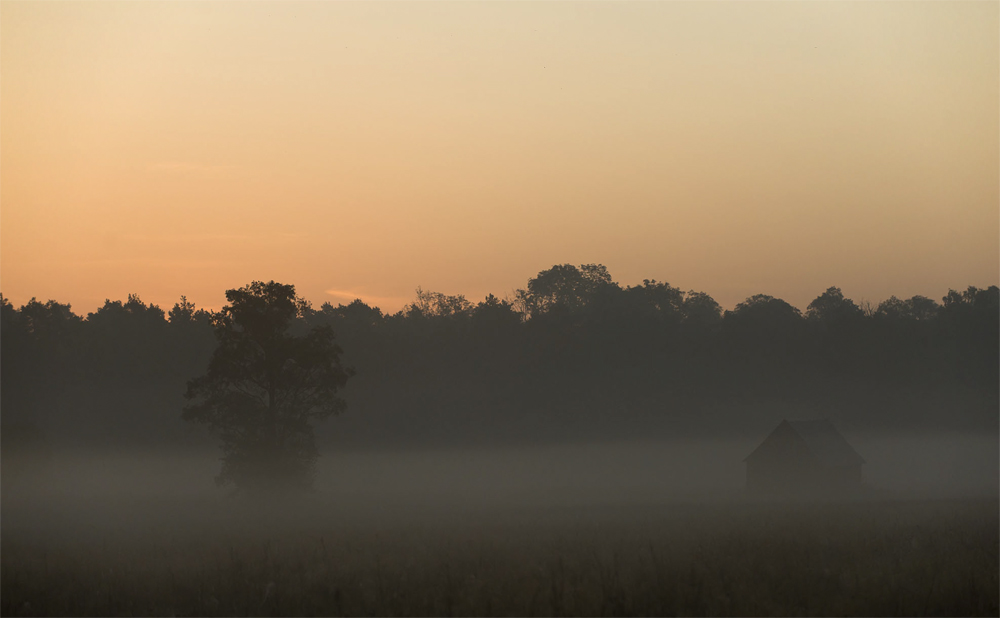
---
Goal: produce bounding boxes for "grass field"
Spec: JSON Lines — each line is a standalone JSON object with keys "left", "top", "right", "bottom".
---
{"left": 2, "top": 494, "right": 997, "bottom": 617}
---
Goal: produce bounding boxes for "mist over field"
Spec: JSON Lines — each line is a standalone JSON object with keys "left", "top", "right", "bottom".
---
{"left": 4, "top": 436, "right": 999, "bottom": 617}
{"left": 3, "top": 269, "right": 998, "bottom": 616}
{"left": 2, "top": 1, "right": 998, "bottom": 613}
{"left": 5, "top": 433, "right": 999, "bottom": 508}
{"left": 3, "top": 270, "right": 999, "bottom": 616}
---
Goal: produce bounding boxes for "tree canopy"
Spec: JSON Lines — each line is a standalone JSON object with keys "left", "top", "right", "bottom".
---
{"left": 1, "top": 268, "right": 996, "bottom": 456}
{"left": 182, "top": 281, "right": 353, "bottom": 492}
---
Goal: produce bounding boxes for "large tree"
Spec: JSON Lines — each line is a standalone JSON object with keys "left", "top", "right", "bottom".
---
{"left": 518, "top": 263, "right": 616, "bottom": 318}
{"left": 183, "top": 281, "right": 352, "bottom": 492}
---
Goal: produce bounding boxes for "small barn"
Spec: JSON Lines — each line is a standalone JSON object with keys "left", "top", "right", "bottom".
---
{"left": 744, "top": 419, "right": 865, "bottom": 495}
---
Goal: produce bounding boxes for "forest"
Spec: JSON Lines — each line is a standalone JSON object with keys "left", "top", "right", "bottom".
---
{"left": 2, "top": 264, "right": 997, "bottom": 453}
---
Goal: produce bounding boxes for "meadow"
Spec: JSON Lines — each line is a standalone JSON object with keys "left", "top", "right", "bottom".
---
{"left": 2, "top": 493, "right": 997, "bottom": 617}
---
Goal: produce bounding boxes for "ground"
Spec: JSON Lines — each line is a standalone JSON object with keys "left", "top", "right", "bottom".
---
{"left": 2, "top": 492, "right": 997, "bottom": 617}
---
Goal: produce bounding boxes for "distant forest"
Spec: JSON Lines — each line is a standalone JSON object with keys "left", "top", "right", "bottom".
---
{"left": 2, "top": 264, "right": 997, "bottom": 450}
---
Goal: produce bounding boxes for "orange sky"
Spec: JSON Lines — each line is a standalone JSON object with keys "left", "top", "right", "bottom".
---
{"left": 2, "top": 1, "right": 997, "bottom": 315}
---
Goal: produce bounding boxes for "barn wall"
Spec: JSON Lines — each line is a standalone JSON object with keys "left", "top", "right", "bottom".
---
{"left": 746, "top": 461, "right": 862, "bottom": 495}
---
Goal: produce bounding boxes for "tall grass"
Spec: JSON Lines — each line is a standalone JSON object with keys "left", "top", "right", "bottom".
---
{"left": 2, "top": 498, "right": 997, "bottom": 616}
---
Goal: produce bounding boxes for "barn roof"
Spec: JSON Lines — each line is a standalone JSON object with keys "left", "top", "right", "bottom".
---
{"left": 744, "top": 419, "right": 866, "bottom": 467}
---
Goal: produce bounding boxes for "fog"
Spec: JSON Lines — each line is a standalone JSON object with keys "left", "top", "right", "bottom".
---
{"left": 4, "top": 433, "right": 997, "bottom": 616}
{"left": 5, "top": 432, "right": 996, "bottom": 516}
{"left": 3, "top": 278, "right": 997, "bottom": 615}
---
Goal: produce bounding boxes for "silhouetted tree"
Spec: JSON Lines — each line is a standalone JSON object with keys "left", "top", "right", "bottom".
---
{"left": 806, "top": 287, "right": 863, "bottom": 324}
{"left": 681, "top": 290, "right": 723, "bottom": 330}
{"left": 182, "top": 281, "right": 353, "bottom": 492}
{"left": 1, "top": 296, "right": 83, "bottom": 429}
{"left": 2, "top": 270, "right": 997, "bottom": 449}
{"left": 723, "top": 294, "right": 806, "bottom": 397}
{"left": 86, "top": 295, "right": 171, "bottom": 384}
{"left": 626, "top": 280, "right": 685, "bottom": 317}
{"left": 169, "top": 295, "right": 214, "bottom": 326}
{"left": 938, "top": 285, "right": 999, "bottom": 391}
{"left": 518, "top": 263, "right": 615, "bottom": 318}
{"left": 472, "top": 294, "right": 522, "bottom": 335}
{"left": 406, "top": 287, "right": 473, "bottom": 319}
{"left": 725, "top": 294, "right": 804, "bottom": 344}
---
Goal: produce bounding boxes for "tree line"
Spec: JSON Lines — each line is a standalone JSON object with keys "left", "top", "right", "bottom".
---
{"left": 2, "top": 264, "right": 997, "bottom": 453}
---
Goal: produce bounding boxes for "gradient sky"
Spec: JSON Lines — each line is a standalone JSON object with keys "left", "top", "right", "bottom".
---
{"left": 2, "top": 1, "right": 997, "bottom": 315}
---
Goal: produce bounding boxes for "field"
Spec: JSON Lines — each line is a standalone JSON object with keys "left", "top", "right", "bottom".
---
{"left": 2, "top": 493, "right": 997, "bottom": 617}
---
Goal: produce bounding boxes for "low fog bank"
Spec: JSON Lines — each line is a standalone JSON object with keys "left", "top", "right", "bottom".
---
{"left": 852, "top": 433, "right": 998, "bottom": 497}
{"left": 3, "top": 432, "right": 996, "bottom": 532}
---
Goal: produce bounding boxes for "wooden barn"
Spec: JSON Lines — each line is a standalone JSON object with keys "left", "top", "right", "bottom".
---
{"left": 744, "top": 419, "right": 865, "bottom": 494}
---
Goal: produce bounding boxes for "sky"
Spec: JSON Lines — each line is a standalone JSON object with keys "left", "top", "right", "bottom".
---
{"left": 2, "top": 1, "right": 997, "bottom": 315}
